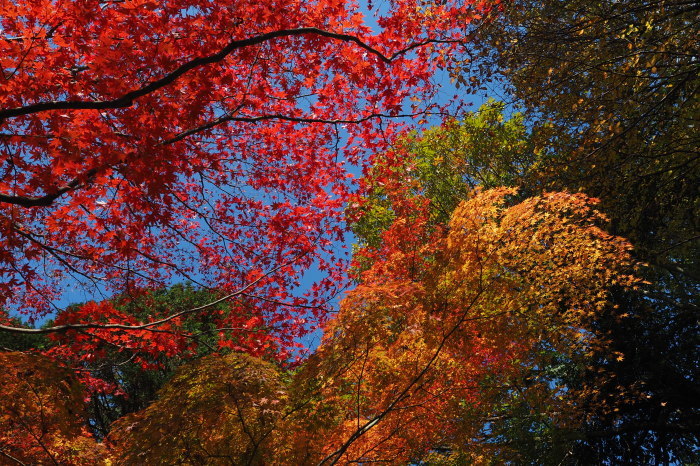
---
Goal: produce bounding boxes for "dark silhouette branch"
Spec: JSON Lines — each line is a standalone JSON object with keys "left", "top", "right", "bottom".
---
{"left": 162, "top": 111, "right": 440, "bottom": 145}
{"left": 0, "top": 28, "right": 455, "bottom": 122}
{"left": 0, "top": 167, "right": 98, "bottom": 207}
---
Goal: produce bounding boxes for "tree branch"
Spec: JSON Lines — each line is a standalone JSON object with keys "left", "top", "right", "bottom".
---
{"left": 0, "top": 167, "right": 98, "bottom": 207}
{"left": 162, "top": 111, "right": 439, "bottom": 145}
{"left": 318, "top": 285, "right": 488, "bottom": 465}
{"left": 0, "top": 28, "right": 453, "bottom": 122}
{"left": 0, "top": 256, "right": 300, "bottom": 335}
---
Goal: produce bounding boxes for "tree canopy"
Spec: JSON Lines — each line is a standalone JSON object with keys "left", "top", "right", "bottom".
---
{"left": 460, "top": 0, "right": 699, "bottom": 460}
{"left": 0, "top": 0, "right": 697, "bottom": 463}
{"left": 0, "top": 0, "right": 493, "bottom": 351}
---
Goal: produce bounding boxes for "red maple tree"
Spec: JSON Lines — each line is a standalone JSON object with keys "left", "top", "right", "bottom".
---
{"left": 0, "top": 0, "right": 495, "bottom": 356}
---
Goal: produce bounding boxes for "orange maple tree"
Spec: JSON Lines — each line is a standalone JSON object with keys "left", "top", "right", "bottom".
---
{"left": 0, "top": 352, "right": 107, "bottom": 464}
{"left": 281, "top": 188, "right": 639, "bottom": 463}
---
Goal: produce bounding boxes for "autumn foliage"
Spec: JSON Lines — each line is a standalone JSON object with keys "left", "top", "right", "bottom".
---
{"left": 0, "top": 352, "right": 106, "bottom": 464}
{"left": 1, "top": 0, "right": 693, "bottom": 463}
{"left": 109, "top": 353, "right": 287, "bottom": 464}
{"left": 0, "top": 0, "right": 494, "bottom": 353}
{"left": 291, "top": 188, "right": 638, "bottom": 463}
{"left": 100, "top": 188, "right": 637, "bottom": 463}
{"left": 0, "top": 187, "right": 640, "bottom": 463}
